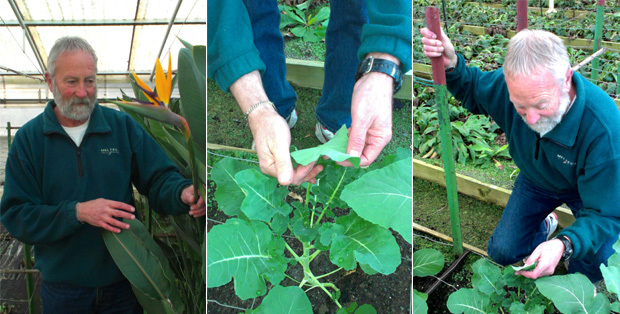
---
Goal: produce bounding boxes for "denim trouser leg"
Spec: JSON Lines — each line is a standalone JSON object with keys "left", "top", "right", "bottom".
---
{"left": 243, "top": 0, "right": 297, "bottom": 119}
{"left": 41, "top": 280, "right": 142, "bottom": 314}
{"left": 315, "top": 0, "right": 368, "bottom": 132}
{"left": 486, "top": 173, "right": 616, "bottom": 283}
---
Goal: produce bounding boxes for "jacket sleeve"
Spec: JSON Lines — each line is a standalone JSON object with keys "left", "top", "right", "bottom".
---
{"left": 359, "top": 0, "right": 412, "bottom": 72}
{"left": 0, "top": 134, "right": 82, "bottom": 245}
{"left": 129, "top": 121, "right": 191, "bottom": 216}
{"left": 559, "top": 144, "right": 620, "bottom": 260}
{"left": 207, "top": 0, "right": 266, "bottom": 92}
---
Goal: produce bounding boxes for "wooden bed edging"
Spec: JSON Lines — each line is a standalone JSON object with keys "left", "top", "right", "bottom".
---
{"left": 413, "top": 158, "right": 576, "bottom": 228}
{"left": 285, "top": 58, "right": 413, "bottom": 101}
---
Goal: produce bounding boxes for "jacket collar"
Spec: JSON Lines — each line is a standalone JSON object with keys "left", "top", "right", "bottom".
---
{"left": 541, "top": 72, "right": 586, "bottom": 147}
{"left": 42, "top": 100, "right": 112, "bottom": 136}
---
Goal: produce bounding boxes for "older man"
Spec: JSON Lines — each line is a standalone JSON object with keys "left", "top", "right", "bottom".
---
{"left": 420, "top": 28, "right": 620, "bottom": 282}
{"left": 0, "top": 37, "right": 205, "bottom": 312}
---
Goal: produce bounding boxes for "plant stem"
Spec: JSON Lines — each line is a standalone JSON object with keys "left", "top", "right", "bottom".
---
{"left": 314, "top": 168, "right": 348, "bottom": 227}
{"left": 308, "top": 249, "right": 321, "bottom": 262}
{"left": 315, "top": 267, "right": 343, "bottom": 279}
{"left": 297, "top": 241, "right": 342, "bottom": 308}
{"left": 284, "top": 242, "right": 301, "bottom": 260}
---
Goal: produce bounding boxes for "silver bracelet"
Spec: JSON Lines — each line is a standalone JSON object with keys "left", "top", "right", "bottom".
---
{"left": 244, "top": 101, "right": 275, "bottom": 119}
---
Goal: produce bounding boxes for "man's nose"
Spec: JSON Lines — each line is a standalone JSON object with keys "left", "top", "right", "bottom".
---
{"left": 75, "top": 82, "right": 88, "bottom": 98}
{"left": 526, "top": 110, "right": 540, "bottom": 125}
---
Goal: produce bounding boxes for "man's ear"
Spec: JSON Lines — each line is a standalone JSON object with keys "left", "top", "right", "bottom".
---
{"left": 564, "top": 68, "right": 573, "bottom": 92}
{"left": 45, "top": 72, "right": 53, "bottom": 92}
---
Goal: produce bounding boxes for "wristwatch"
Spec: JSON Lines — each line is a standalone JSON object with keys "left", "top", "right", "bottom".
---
{"left": 355, "top": 56, "right": 403, "bottom": 94}
{"left": 555, "top": 235, "right": 574, "bottom": 261}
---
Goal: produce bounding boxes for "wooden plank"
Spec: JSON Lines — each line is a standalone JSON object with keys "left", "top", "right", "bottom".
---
{"left": 285, "top": 58, "right": 413, "bottom": 101}
{"left": 411, "top": 63, "right": 620, "bottom": 109}
{"left": 413, "top": 222, "right": 488, "bottom": 257}
{"left": 464, "top": 2, "right": 591, "bottom": 18}
{"left": 460, "top": 24, "right": 620, "bottom": 51}
{"left": 413, "top": 158, "right": 576, "bottom": 228}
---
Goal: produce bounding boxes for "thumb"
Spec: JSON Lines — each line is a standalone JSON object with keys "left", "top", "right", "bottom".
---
{"left": 273, "top": 148, "right": 294, "bottom": 186}
{"left": 347, "top": 123, "right": 367, "bottom": 158}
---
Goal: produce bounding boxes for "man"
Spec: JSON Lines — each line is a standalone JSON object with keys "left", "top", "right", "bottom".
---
{"left": 208, "top": 0, "right": 412, "bottom": 185}
{"left": 420, "top": 27, "right": 620, "bottom": 282}
{"left": 0, "top": 37, "right": 206, "bottom": 312}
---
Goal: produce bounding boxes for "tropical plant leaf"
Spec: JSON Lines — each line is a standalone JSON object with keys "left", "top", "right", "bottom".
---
{"left": 178, "top": 45, "right": 206, "bottom": 153}
{"left": 340, "top": 157, "right": 413, "bottom": 244}
{"left": 109, "top": 100, "right": 189, "bottom": 135}
{"left": 246, "top": 285, "right": 312, "bottom": 314}
{"left": 206, "top": 218, "right": 287, "bottom": 300}
{"left": 131, "top": 285, "right": 176, "bottom": 314}
{"left": 446, "top": 288, "right": 491, "bottom": 313}
{"left": 102, "top": 219, "right": 183, "bottom": 312}
{"left": 211, "top": 158, "right": 252, "bottom": 217}
{"left": 236, "top": 168, "right": 293, "bottom": 222}
{"left": 319, "top": 212, "right": 400, "bottom": 274}
{"left": 290, "top": 125, "right": 361, "bottom": 167}
{"left": 411, "top": 248, "right": 444, "bottom": 277}
{"left": 536, "top": 273, "right": 610, "bottom": 313}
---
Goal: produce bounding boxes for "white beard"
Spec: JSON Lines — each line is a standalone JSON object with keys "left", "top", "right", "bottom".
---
{"left": 53, "top": 82, "right": 97, "bottom": 121}
{"left": 522, "top": 91, "right": 571, "bottom": 136}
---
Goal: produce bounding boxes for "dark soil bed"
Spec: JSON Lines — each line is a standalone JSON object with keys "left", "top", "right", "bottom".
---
{"left": 207, "top": 202, "right": 412, "bottom": 313}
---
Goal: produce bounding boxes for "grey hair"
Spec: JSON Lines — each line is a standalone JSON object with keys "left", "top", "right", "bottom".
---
{"left": 503, "top": 29, "right": 570, "bottom": 86}
{"left": 47, "top": 36, "right": 98, "bottom": 78}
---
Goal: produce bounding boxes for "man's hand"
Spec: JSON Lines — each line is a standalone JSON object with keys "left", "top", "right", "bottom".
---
{"left": 77, "top": 198, "right": 136, "bottom": 233}
{"left": 181, "top": 185, "right": 206, "bottom": 217}
{"left": 420, "top": 27, "right": 458, "bottom": 69}
{"left": 230, "top": 70, "right": 323, "bottom": 186}
{"left": 248, "top": 107, "right": 323, "bottom": 185}
{"left": 515, "top": 238, "right": 564, "bottom": 279}
{"left": 345, "top": 71, "right": 393, "bottom": 167}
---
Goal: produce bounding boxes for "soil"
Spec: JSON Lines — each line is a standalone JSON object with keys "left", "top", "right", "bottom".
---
{"left": 207, "top": 199, "right": 412, "bottom": 313}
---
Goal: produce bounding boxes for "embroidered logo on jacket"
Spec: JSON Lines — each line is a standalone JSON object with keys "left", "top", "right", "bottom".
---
{"left": 101, "top": 148, "right": 120, "bottom": 155}
{"left": 557, "top": 154, "right": 576, "bottom": 166}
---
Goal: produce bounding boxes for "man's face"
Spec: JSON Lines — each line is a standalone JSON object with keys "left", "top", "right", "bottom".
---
{"left": 506, "top": 69, "right": 570, "bottom": 135}
{"left": 47, "top": 50, "right": 97, "bottom": 121}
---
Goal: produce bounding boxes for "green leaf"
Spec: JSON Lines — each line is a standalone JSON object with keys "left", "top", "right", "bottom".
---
{"left": 102, "top": 219, "right": 183, "bottom": 312}
{"left": 211, "top": 158, "right": 252, "bottom": 217}
{"left": 291, "top": 125, "right": 361, "bottom": 167}
{"left": 602, "top": 237, "right": 620, "bottom": 298}
{"left": 291, "top": 25, "right": 308, "bottom": 38}
{"left": 248, "top": 285, "right": 312, "bottom": 314}
{"left": 471, "top": 259, "right": 502, "bottom": 296}
{"left": 511, "top": 261, "right": 538, "bottom": 272}
{"left": 110, "top": 100, "right": 187, "bottom": 132}
{"left": 313, "top": 162, "right": 360, "bottom": 209}
{"left": 178, "top": 46, "right": 206, "bottom": 153}
{"left": 131, "top": 285, "right": 176, "bottom": 314}
{"left": 319, "top": 212, "right": 400, "bottom": 274}
{"left": 335, "top": 303, "right": 376, "bottom": 314}
{"left": 446, "top": 288, "right": 491, "bottom": 313}
{"left": 289, "top": 202, "right": 319, "bottom": 243}
{"left": 206, "top": 219, "right": 287, "bottom": 300}
{"left": 236, "top": 168, "right": 292, "bottom": 222}
{"left": 411, "top": 249, "right": 444, "bottom": 277}
{"left": 340, "top": 157, "right": 413, "bottom": 244}
{"left": 412, "top": 289, "right": 429, "bottom": 314}
{"left": 313, "top": 7, "right": 330, "bottom": 23}
{"left": 536, "top": 273, "right": 610, "bottom": 313}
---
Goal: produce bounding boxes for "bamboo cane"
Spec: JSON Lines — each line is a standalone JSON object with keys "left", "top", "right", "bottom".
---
{"left": 425, "top": 6, "right": 463, "bottom": 257}
{"left": 591, "top": 0, "right": 605, "bottom": 81}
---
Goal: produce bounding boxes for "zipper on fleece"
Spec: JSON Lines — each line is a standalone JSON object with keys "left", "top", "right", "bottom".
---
{"left": 76, "top": 146, "right": 83, "bottom": 176}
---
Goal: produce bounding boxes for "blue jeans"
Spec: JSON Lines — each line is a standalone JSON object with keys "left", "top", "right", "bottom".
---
{"left": 41, "top": 280, "right": 142, "bottom": 314}
{"left": 243, "top": 0, "right": 367, "bottom": 131}
{"left": 487, "top": 174, "right": 616, "bottom": 282}
{"left": 243, "top": 0, "right": 297, "bottom": 120}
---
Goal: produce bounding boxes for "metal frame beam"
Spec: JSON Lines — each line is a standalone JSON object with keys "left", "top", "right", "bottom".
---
{"left": 7, "top": 0, "right": 46, "bottom": 74}
{"left": 149, "top": 0, "right": 183, "bottom": 81}
{"left": 0, "top": 19, "right": 205, "bottom": 27}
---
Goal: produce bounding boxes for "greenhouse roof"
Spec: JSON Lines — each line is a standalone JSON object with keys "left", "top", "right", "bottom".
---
{"left": 0, "top": 0, "right": 206, "bottom": 80}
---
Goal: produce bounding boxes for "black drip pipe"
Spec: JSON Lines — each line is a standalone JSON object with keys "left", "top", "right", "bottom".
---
{"left": 424, "top": 250, "right": 471, "bottom": 296}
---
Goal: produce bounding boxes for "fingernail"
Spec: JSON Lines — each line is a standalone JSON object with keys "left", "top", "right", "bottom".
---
{"left": 131, "top": 215, "right": 135, "bottom": 220}
{"left": 348, "top": 150, "right": 361, "bottom": 157}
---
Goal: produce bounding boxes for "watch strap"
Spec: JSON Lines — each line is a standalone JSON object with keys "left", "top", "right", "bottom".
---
{"left": 555, "top": 235, "right": 573, "bottom": 261}
{"left": 355, "top": 56, "right": 403, "bottom": 94}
